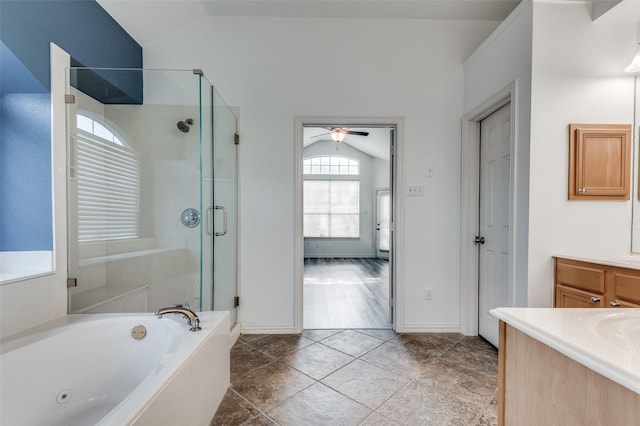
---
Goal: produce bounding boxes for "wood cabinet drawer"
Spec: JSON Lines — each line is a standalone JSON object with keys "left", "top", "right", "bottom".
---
{"left": 555, "top": 285, "right": 605, "bottom": 308}
{"left": 555, "top": 260, "right": 606, "bottom": 294}
{"left": 611, "top": 270, "right": 640, "bottom": 305}
{"left": 613, "top": 299, "right": 640, "bottom": 308}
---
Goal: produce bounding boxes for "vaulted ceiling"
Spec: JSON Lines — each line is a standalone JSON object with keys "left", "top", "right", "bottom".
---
{"left": 98, "top": 0, "right": 522, "bottom": 46}
{"left": 97, "top": 0, "right": 529, "bottom": 160}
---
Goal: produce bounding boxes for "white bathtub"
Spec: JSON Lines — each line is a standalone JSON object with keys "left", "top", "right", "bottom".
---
{"left": 0, "top": 311, "right": 230, "bottom": 425}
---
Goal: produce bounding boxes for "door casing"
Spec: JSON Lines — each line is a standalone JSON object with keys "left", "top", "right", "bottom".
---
{"left": 293, "top": 117, "right": 403, "bottom": 333}
{"left": 460, "top": 83, "right": 517, "bottom": 336}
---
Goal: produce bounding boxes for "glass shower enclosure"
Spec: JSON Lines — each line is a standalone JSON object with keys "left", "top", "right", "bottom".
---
{"left": 65, "top": 68, "right": 237, "bottom": 326}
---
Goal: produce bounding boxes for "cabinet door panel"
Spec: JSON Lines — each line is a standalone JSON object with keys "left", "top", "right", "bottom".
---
{"left": 612, "top": 271, "right": 640, "bottom": 305}
{"left": 555, "top": 285, "right": 605, "bottom": 308}
{"left": 568, "top": 124, "right": 631, "bottom": 200}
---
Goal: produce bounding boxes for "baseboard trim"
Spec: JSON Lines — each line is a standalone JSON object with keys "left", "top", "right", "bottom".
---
{"left": 240, "top": 325, "right": 296, "bottom": 334}
{"left": 398, "top": 323, "right": 460, "bottom": 333}
{"left": 303, "top": 255, "right": 378, "bottom": 259}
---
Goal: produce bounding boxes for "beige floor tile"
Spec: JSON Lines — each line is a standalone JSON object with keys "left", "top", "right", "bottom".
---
{"left": 301, "top": 329, "right": 342, "bottom": 342}
{"left": 246, "top": 334, "right": 315, "bottom": 358}
{"left": 215, "top": 332, "right": 498, "bottom": 426}
{"left": 377, "top": 376, "right": 483, "bottom": 425}
{"left": 285, "top": 342, "right": 355, "bottom": 380}
{"left": 321, "top": 359, "right": 410, "bottom": 409}
{"left": 321, "top": 329, "right": 385, "bottom": 357}
{"left": 209, "top": 389, "right": 260, "bottom": 426}
{"left": 360, "top": 341, "right": 431, "bottom": 379}
{"left": 231, "top": 361, "right": 315, "bottom": 410}
{"left": 230, "top": 342, "right": 275, "bottom": 384}
{"left": 266, "top": 383, "right": 371, "bottom": 425}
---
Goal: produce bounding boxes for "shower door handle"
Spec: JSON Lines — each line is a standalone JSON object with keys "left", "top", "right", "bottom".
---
{"left": 214, "top": 206, "right": 227, "bottom": 236}
{"left": 206, "top": 206, "right": 214, "bottom": 236}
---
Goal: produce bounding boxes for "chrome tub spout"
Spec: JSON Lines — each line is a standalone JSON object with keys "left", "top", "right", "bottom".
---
{"left": 154, "top": 305, "right": 201, "bottom": 332}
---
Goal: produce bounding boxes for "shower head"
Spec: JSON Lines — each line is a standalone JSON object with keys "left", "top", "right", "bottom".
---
{"left": 177, "top": 118, "right": 194, "bottom": 133}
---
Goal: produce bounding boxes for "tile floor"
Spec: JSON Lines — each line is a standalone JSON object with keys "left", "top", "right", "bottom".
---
{"left": 211, "top": 329, "right": 498, "bottom": 426}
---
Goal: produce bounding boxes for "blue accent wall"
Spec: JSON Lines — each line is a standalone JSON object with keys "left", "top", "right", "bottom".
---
{"left": 1, "top": 94, "right": 52, "bottom": 251}
{"left": 0, "top": 0, "right": 142, "bottom": 251}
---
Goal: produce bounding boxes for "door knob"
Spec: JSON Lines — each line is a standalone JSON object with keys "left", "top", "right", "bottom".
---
{"left": 474, "top": 236, "right": 485, "bottom": 245}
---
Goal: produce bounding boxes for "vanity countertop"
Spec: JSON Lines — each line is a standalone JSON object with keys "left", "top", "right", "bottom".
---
{"left": 553, "top": 253, "right": 640, "bottom": 270}
{"left": 491, "top": 308, "right": 640, "bottom": 395}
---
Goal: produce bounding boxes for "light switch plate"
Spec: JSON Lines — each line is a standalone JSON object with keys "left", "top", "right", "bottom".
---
{"left": 407, "top": 184, "right": 424, "bottom": 196}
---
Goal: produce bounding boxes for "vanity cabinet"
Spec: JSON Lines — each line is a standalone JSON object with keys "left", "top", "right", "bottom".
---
{"left": 554, "top": 257, "right": 640, "bottom": 308}
{"left": 497, "top": 319, "right": 640, "bottom": 425}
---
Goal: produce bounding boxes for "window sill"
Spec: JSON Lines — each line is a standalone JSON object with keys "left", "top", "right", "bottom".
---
{"left": 78, "top": 247, "right": 180, "bottom": 267}
{"left": 69, "top": 284, "right": 149, "bottom": 313}
{"left": 0, "top": 251, "right": 54, "bottom": 286}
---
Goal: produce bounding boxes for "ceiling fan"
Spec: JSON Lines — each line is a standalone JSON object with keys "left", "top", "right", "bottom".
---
{"left": 311, "top": 127, "right": 370, "bottom": 143}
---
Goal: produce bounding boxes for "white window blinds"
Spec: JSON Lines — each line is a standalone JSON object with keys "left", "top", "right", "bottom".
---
{"left": 304, "top": 180, "right": 359, "bottom": 238}
{"left": 76, "top": 114, "right": 140, "bottom": 242}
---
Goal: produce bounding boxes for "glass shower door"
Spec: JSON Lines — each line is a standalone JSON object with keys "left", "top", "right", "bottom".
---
{"left": 211, "top": 86, "right": 238, "bottom": 326}
{"left": 66, "top": 68, "right": 209, "bottom": 314}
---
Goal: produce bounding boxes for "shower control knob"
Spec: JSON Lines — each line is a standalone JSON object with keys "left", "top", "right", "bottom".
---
{"left": 181, "top": 208, "right": 201, "bottom": 228}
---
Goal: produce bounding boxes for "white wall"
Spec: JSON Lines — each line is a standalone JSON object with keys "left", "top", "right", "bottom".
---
{"left": 463, "top": 1, "right": 533, "bottom": 308}
{"left": 142, "top": 16, "right": 499, "bottom": 332}
{"left": 527, "top": 1, "right": 636, "bottom": 306}
{"left": 464, "top": 0, "right": 637, "bottom": 312}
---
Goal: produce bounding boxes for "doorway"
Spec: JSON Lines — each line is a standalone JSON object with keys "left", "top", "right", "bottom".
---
{"left": 460, "top": 84, "right": 516, "bottom": 345}
{"left": 295, "top": 121, "right": 397, "bottom": 330}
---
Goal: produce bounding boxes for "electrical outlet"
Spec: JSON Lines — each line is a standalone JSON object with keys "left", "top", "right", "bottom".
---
{"left": 407, "top": 184, "right": 424, "bottom": 196}
{"left": 425, "top": 288, "right": 432, "bottom": 300}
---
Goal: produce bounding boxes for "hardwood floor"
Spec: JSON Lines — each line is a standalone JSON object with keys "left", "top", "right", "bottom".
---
{"left": 304, "top": 257, "right": 391, "bottom": 329}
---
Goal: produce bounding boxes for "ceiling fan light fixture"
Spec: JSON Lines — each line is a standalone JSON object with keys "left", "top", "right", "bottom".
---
{"left": 331, "top": 129, "right": 347, "bottom": 143}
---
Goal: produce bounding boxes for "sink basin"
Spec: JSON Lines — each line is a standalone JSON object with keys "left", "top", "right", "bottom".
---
{"left": 589, "top": 310, "right": 640, "bottom": 355}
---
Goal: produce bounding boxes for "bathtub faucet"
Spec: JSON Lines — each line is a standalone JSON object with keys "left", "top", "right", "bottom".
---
{"left": 154, "top": 305, "right": 202, "bottom": 332}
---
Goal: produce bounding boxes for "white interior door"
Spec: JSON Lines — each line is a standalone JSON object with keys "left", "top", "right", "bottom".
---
{"left": 376, "top": 189, "right": 390, "bottom": 259}
{"left": 478, "top": 103, "right": 511, "bottom": 347}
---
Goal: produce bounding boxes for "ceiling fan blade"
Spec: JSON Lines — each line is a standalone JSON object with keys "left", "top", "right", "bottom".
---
{"left": 311, "top": 132, "right": 332, "bottom": 138}
{"left": 344, "top": 130, "right": 369, "bottom": 136}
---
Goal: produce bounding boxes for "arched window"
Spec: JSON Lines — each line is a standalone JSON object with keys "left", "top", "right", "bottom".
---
{"left": 303, "top": 156, "right": 359, "bottom": 175}
{"left": 75, "top": 113, "right": 140, "bottom": 241}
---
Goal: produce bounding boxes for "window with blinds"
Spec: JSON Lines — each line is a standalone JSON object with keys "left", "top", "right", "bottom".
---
{"left": 76, "top": 114, "right": 140, "bottom": 242}
{"left": 303, "top": 180, "right": 360, "bottom": 238}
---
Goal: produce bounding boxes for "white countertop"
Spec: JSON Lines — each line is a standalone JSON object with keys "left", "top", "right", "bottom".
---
{"left": 491, "top": 308, "right": 640, "bottom": 395}
{"left": 553, "top": 253, "right": 640, "bottom": 270}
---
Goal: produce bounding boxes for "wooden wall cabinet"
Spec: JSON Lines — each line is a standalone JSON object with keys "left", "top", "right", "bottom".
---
{"left": 568, "top": 123, "right": 631, "bottom": 200}
{"left": 554, "top": 257, "right": 640, "bottom": 308}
